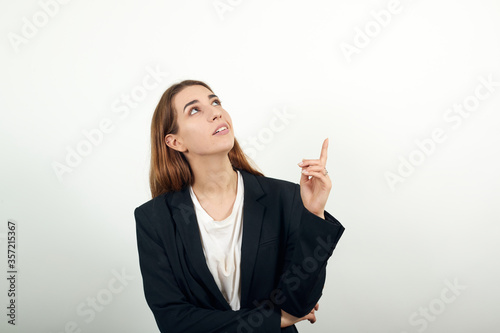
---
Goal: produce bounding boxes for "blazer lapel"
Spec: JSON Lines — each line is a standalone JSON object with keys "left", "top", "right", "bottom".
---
{"left": 167, "top": 169, "right": 267, "bottom": 310}
{"left": 168, "top": 186, "right": 231, "bottom": 310}
{"left": 238, "top": 169, "right": 266, "bottom": 307}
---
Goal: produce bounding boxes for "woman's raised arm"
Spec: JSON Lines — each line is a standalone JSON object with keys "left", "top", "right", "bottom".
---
{"left": 276, "top": 183, "right": 344, "bottom": 319}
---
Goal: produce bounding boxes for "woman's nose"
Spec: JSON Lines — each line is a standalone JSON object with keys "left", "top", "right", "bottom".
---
{"left": 209, "top": 106, "right": 222, "bottom": 121}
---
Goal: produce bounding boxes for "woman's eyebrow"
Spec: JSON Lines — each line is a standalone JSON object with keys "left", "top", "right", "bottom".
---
{"left": 183, "top": 94, "right": 219, "bottom": 112}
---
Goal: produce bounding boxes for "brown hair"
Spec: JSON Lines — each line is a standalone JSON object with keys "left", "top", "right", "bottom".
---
{"left": 149, "top": 79, "right": 264, "bottom": 198}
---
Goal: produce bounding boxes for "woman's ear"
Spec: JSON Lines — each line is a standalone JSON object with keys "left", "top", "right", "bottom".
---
{"left": 165, "top": 134, "right": 187, "bottom": 152}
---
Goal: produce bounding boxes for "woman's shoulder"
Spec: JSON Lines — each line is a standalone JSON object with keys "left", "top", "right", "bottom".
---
{"left": 134, "top": 191, "right": 173, "bottom": 219}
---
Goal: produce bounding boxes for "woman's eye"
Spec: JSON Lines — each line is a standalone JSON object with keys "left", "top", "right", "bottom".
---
{"left": 212, "top": 99, "right": 221, "bottom": 106}
{"left": 190, "top": 107, "right": 200, "bottom": 115}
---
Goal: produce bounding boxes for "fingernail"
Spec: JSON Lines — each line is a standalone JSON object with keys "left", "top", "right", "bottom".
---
{"left": 302, "top": 169, "right": 307, "bottom": 174}
{"left": 298, "top": 161, "right": 303, "bottom": 166}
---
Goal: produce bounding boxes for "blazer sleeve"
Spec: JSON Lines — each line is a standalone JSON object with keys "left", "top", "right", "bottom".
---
{"left": 135, "top": 206, "right": 282, "bottom": 333}
{"left": 276, "top": 184, "right": 345, "bottom": 318}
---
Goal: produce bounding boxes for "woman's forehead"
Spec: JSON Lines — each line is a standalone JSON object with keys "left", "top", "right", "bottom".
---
{"left": 176, "top": 85, "right": 213, "bottom": 102}
{"left": 174, "top": 85, "right": 215, "bottom": 112}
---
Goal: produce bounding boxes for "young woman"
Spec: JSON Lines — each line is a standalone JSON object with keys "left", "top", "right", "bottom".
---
{"left": 134, "top": 80, "right": 345, "bottom": 333}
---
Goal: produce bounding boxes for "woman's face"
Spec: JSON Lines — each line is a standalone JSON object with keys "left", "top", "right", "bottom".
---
{"left": 166, "top": 84, "right": 234, "bottom": 157}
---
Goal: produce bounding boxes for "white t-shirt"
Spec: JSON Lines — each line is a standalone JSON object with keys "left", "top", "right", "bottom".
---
{"left": 188, "top": 170, "right": 243, "bottom": 310}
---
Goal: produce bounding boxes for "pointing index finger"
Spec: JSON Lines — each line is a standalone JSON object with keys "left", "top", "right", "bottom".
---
{"left": 320, "top": 138, "right": 328, "bottom": 164}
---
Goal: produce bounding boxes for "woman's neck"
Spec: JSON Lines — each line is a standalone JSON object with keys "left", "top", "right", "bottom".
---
{"left": 189, "top": 156, "right": 238, "bottom": 201}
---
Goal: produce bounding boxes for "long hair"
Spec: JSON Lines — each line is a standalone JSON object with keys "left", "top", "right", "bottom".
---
{"left": 149, "top": 79, "right": 264, "bottom": 198}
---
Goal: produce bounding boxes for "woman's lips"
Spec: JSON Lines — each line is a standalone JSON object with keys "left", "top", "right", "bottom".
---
{"left": 213, "top": 127, "right": 229, "bottom": 135}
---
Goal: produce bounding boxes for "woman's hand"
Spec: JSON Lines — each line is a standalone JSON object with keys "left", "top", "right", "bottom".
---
{"left": 298, "top": 138, "right": 332, "bottom": 219}
{"left": 281, "top": 303, "right": 320, "bottom": 328}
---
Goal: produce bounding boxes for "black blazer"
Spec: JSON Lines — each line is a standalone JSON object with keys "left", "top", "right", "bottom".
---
{"left": 134, "top": 168, "right": 345, "bottom": 333}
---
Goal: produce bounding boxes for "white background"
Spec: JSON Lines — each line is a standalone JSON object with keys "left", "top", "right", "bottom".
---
{"left": 1, "top": 0, "right": 500, "bottom": 332}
